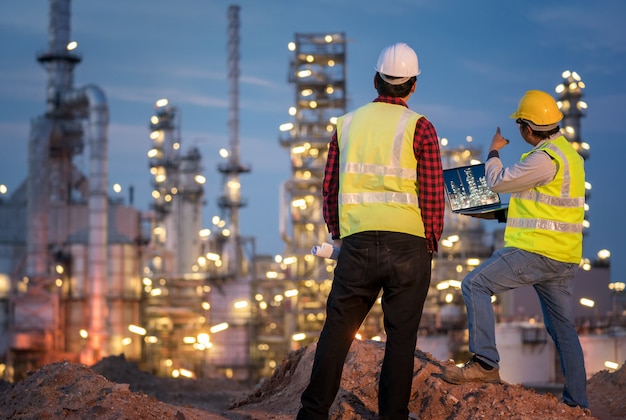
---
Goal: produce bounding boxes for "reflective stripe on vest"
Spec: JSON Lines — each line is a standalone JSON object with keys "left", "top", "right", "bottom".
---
{"left": 337, "top": 102, "right": 425, "bottom": 238}
{"left": 341, "top": 191, "right": 419, "bottom": 205}
{"left": 504, "top": 136, "right": 585, "bottom": 263}
{"left": 506, "top": 218, "right": 583, "bottom": 233}
{"left": 512, "top": 190, "right": 584, "bottom": 209}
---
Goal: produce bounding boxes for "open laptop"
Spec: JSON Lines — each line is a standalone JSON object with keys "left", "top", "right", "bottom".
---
{"left": 443, "top": 163, "right": 508, "bottom": 215}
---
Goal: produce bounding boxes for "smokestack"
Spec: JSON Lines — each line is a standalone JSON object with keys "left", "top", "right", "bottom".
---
{"left": 218, "top": 5, "right": 251, "bottom": 277}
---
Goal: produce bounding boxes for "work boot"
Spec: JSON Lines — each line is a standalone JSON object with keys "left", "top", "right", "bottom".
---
{"left": 441, "top": 357, "right": 501, "bottom": 384}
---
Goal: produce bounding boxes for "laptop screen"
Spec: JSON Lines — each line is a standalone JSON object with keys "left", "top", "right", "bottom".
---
{"left": 443, "top": 163, "right": 502, "bottom": 213}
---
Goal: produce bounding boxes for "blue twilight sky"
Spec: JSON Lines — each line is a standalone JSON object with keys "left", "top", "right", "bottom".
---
{"left": 0, "top": 1, "right": 625, "bottom": 281}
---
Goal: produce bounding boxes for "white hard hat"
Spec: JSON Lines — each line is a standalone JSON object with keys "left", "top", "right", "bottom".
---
{"left": 374, "top": 42, "right": 420, "bottom": 85}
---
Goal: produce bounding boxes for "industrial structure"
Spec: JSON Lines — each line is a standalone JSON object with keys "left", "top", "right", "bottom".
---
{"left": 140, "top": 99, "right": 209, "bottom": 378}
{"left": 209, "top": 5, "right": 257, "bottom": 379}
{"left": 0, "top": 0, "right": 623, "bottom": 387}
{"left": 277, "top": 33, "right": 352, "bottom": 346}
{"left": 0, "top": 0, "right": 144, "bottom": 379}
{"left": 136, "top": 5, "right": 258, "bottom": 380}
{"left": 556, "top": 71, "right": 590, "bottom": 160}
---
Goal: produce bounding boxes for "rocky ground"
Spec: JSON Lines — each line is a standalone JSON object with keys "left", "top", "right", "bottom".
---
{"left": 0, "top": 340, "right": 623, "bottom": 419}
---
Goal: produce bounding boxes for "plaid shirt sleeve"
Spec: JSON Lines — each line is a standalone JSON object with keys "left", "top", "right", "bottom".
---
{"left": 414, "top": 117, "right": 445, "bottom": 253}
{"left": 322, "top": 131, "right": 341, "bottom": 239}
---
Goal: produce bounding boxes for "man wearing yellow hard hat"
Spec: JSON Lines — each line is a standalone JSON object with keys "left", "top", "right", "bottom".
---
{"left": 442, "top": 90, "right": 589, "bottom": 410}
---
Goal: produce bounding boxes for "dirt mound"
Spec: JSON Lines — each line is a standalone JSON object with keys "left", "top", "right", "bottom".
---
{"left": 587, "top": 362, "right": 626, "bottom": 420}
{"left": 0, "top": 361, "right": 223, "bottom": 419}
{"left": 231, "top": 340, "right": 598, "bottom": 419}
{"left": 91, "top": 354, "right": 250, "bottom": 413}
{"left": 0, "top": 339, "right": 622, "bottom": 419}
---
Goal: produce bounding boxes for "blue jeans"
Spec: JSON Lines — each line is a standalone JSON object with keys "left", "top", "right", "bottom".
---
{"left": 297, "top": 231, "right": 432, "bottom": 420}
{"left": 462, "top": 247, "right": 588, "bottom": 408}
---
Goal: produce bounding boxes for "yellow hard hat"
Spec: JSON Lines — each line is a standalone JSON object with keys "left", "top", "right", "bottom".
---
{"left": 510, "top": 90, "right": 563, "bottom": 130}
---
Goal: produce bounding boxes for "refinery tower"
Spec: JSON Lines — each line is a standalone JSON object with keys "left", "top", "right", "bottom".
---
{"left": 0, "top": 0, "right": 265, "bottom": 383}
{"left": 0, "top": 0, "right": 145, "bottom": 377}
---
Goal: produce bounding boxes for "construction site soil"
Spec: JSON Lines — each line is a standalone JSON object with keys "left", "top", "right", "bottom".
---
{"left": 0, "top": 340, "right": 623, "bottom": 419}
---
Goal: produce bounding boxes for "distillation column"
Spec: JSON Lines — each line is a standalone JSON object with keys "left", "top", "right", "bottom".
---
{"left": 555, "top": 71, "right": 590, "bottom": 230}
{"left": 278, "top": 33, "right": 347, "bottom": 347}
{"left": 9, "top": 0, "right": 113, "bottom": 374}
{"left": 143, "top": 100, "right": 207, "bottom": 376}
{"left": 147, "top": 101, "right": 204, "bottom": 277}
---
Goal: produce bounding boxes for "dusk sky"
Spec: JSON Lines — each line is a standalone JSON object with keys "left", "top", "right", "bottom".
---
{"left": 1, "top": 1, "right": 625, "bottom": 283}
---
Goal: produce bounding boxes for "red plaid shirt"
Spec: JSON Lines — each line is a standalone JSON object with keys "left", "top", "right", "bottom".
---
{"left": 322, "top": 96, "right": 445, "bottom": 252}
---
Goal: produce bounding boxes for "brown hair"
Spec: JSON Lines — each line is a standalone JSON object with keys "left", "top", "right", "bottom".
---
{"left": 375, "top": 73, "right": 416, "bottom": 97}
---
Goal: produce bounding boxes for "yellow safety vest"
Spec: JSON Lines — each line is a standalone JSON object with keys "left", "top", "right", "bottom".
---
{"left": 337, "top": 102, "right": 425, "bottom": 238}
{"left": 504, "top": 136, "right": 585, "bottom": 263}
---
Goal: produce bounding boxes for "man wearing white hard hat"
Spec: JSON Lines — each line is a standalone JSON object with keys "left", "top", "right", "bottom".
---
{"left": 297, "top": 42, "right": 445, "bottom": 419}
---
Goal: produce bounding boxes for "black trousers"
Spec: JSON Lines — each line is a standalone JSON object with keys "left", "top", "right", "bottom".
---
{"left": 297, "top": 231, "right": 432, "bottom": 420}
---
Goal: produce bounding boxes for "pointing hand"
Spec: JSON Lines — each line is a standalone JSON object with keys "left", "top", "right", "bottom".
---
{"left": 490, "top": 127, "right": 510, "bottom": 151}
